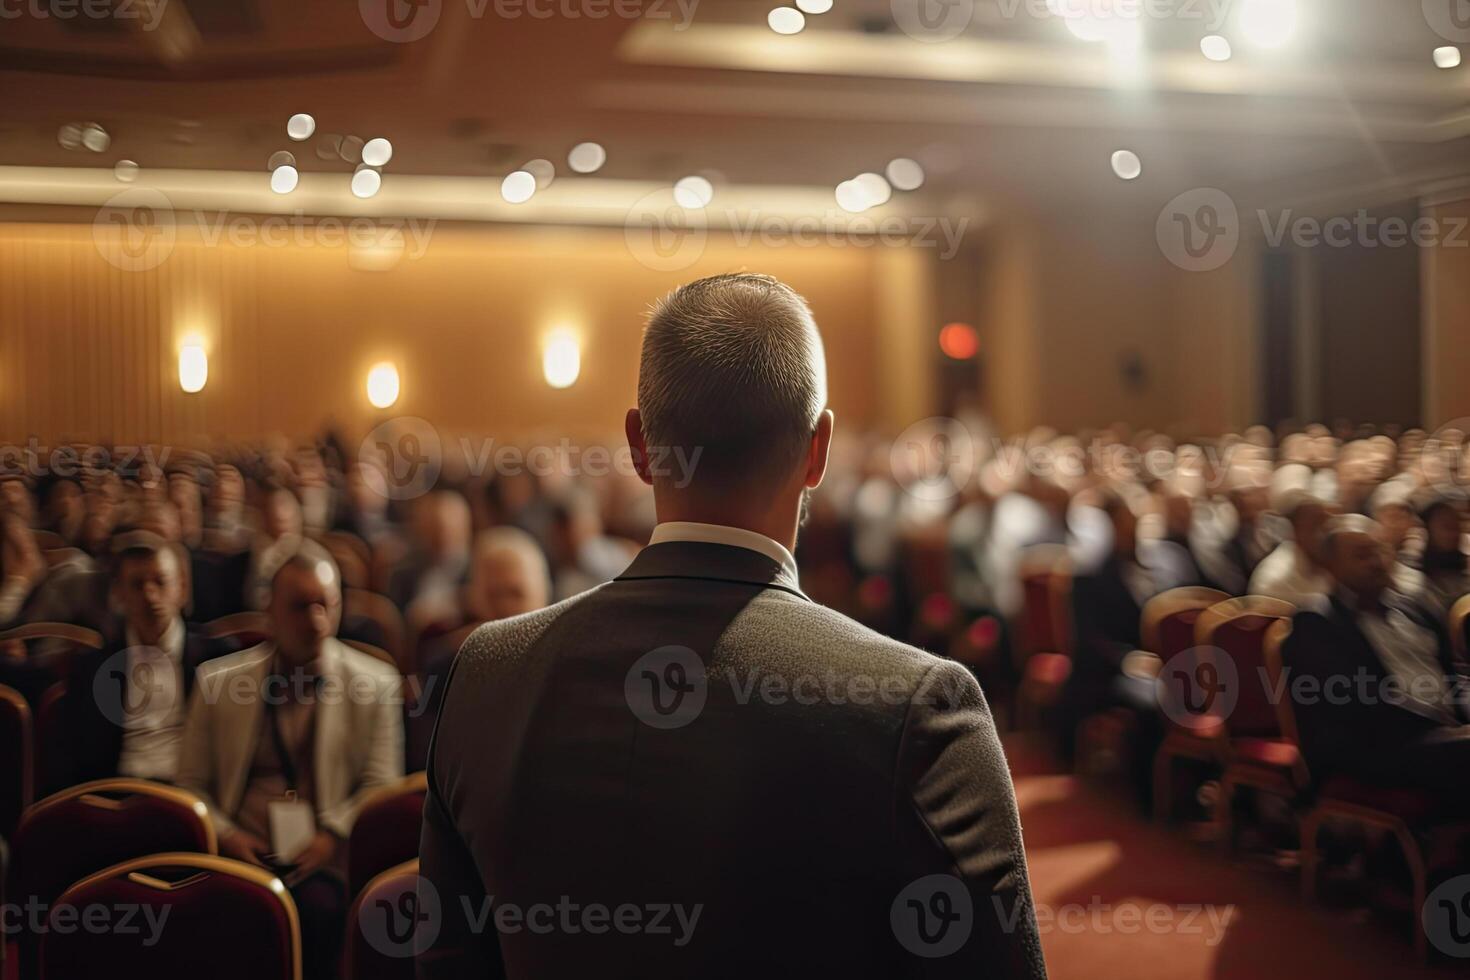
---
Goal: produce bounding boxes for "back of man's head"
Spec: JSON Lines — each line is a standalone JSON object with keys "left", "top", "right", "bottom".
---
{"left": 637, "top": 273, "right": 827, "bottom": 499}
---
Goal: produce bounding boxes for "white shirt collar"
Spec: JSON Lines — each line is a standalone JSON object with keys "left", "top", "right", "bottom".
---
{"left": 649, "top": 521, "right": 800, "bottom": 582}
{"left": 125, "top": 616, "right": 185, "bottom": 660}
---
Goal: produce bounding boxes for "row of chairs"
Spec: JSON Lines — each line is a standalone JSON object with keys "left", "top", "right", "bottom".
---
{"left": 1012, "top": 544, "right": 1470, "bottom": 961}
{"left": 1, "top": 772, "right": 429, "bottom": 979}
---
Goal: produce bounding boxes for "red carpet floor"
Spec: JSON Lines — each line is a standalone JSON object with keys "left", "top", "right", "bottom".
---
{"left": 1006, "top": 735, "right": 1463, "bottom": 979}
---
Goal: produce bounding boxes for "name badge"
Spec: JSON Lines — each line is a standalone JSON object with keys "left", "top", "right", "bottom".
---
{"left": 267, "top": 792, "right": 316, "bottom": 863}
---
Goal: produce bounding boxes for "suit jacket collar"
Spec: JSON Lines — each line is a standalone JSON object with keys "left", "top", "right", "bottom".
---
{"left": 616, "top": 540, "right": 808, "bottom": 601}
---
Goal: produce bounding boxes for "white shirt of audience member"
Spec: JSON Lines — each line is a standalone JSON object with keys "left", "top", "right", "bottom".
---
{"left": 117, "top": 617, "right": 189, "bottom": 782}
{"left": 1356, "top": 606, "right": 1456, "bottom": 725}
{"left": 1248, "top": 541, "right": 1333, "bottom": 610}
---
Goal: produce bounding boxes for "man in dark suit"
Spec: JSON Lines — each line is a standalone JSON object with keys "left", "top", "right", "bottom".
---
{"left": 1283, "top": 514, "right": 1470, "bottom": 815}
{"left": 418, "top": 274, "right": 1045, "bottom": 978}
{"left": 61, "top": 531, "right": 221, "bottom": 787}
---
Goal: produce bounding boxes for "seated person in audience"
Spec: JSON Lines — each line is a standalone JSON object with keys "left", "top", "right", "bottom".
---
{"left": 44, "top": 476, "right": 86, "bottom": 546}
{"left": 167, "top": 466, "right": 205, "bottom": 550}
{"left": 1248, "top": 491, "right": 1334, "bottom": 608}
{"left": 1398, "top": 494, "right": 1470, "bottom": 620}
{"left": 1190, "top": 468, "right": 1275, "bottom": 596}
{"left": 1283, "top": 515, "right": 1470, "bottom": 814}
{"left": 202, "top": 462, "right": 251, "bottom": 553}
{"left": 1062, "top": 488, "right": 1188, "bottom": 800}
{"left": 333, "top": 461, "right": 398, "bottom": 546}
{"left": 386, "top": 489, "right": 472, "bottom": 619}
{"left": 0, "top": 510, "right": 44, "bottom": 628}
{"left": 547, "top": 486, "right": 635, "bottom": 601}
{"left": 62, "top": 531, "right": 220, "bottom": 787}
{"left": 0, "top": 472, "right": 37, "bottom": 528}
{"left": 292, "top": 445, "right": 337, "bottom": 536}
{"left": 177, "top": 541, "right": 404, "bottom": 980}
{"left": 245, "top": 485, "right": 305, "bottom": 609}
{"left": 411, "top": 526, "right": 551, "bottom": 769}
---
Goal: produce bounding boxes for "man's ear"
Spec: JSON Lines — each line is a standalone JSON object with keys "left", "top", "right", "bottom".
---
{"left": 803, "top": 410, "right": 835, "bottom": 490}
{"left": 625, "top": 408, "right": 653, "bottom": 486}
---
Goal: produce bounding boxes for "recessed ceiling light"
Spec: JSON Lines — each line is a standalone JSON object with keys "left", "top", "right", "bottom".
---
{"left": 80, "top": 124, "right": 110, "bottom": 153}
{"left": 1200, "top": 34, "right": 1232, "bottom": 61}
{"left": 338, "top": 135, "right": 365, "bottom": 164}
{"left": 835, "top": 179, "right": 868, "bottom": 214}
{"left": 524, "top": 158, "right": 556, "bottom": 191}
{"left": 1239, "top": 0, "right": 1297, "bottom": 49}
{"left": 1434, "top": 46, "right": 1462, "bottom": 69}
{"left": 567, "top": 142, "right": 606, "bottom": 174}
{"left": 267, "top": 150, "right": 296, "bottom": 171}
{"left": 886, "top": 157, "right": 924, "bottom": 191}
{"left": 287, "top": 113, "right": 316, "bottom": 141}
{"left": 362, "top": 138, "right": 393, "bottom": 167}
{"left": 113, "top": 160, "right": 139, "bottom": 183}
{"left": 1110, "top": 149, "right": 1142, "bottom": 180}
{"left": 271, "top": 165, "right": 299, "bottom": 194}
{"left": 796, "top": 0, "right": 831, "bottom": 12}
{"left": 501, "top": 170, "right": 536, "bottom": 204}
{"left": 673, "top": 175, "right": 714, "bottom": 209}
{"left": 768, "top": 7, "right": 805, "bottom": 34}
{"left": 350, "top": 167, "right": 381, "bottom": 198}
{"left": 854, "top": 172, "right": 891, "bottom": 207}
{"left": 58, "top": 124, "right": 83, "bottom": 150}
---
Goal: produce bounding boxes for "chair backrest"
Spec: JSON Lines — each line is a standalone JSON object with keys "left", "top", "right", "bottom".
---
{"left": 0, "top": 683, "right": 33, "bottom": 839}
{"left": 321, "top": 533, "right": 371, "bottom": 590}
{"left": 1140, "top": 587, "right": 1232, "bottom": 659}
{"left": 1018, "top": 544, "right": 1071, "bottom": 657}
{"left": 201, "top": 611, "right": 272, "bottom": 648}
{"left": 41, "top": 853, "right": 301, "bottom": 980}
{"left": 9, "top": 778, "right": 217, "bottom": 977}
{"left": 345, "top": 588, "right": 408, "bottom": 672}
{"left": 347, "top": 772, "right": 428, "bottom": 897}
{"left": 1195, "top": 596, "right": 1297, "bottom": 739}
{"left": 1450, "top": 593, "right": 1470, "bottom": 665}
{"left": 343, "top": 859, "right": 423, "bottom": 980}
{"left": 0, "top": 622, "right": 104, "bottom": 650}
{"left": 1261, "top": 619, "right": 1311, "bottom": 786}
{"left": 33, "top": 682, "right": 66, "bottom": 799}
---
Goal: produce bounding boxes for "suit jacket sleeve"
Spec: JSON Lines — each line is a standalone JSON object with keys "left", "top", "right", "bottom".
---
{"left": 317, "top": 667, "right": 406, "bottom": 839}
{"left": 892, "top": 660, "right": 1047, "bottom": 979}
{"left": 175, "top": 674, "right": 238, "bottom": 836}
{"left": 417, "top": 655, "right": 504, "bottom": 980}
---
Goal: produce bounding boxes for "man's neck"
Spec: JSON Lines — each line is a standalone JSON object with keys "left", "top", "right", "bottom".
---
{"left": 652, "top": 491, "right": 800, "bottom": 554}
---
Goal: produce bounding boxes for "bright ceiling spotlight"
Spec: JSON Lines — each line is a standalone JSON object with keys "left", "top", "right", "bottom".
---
{"left": 113, "top": 160, "right": 140, "bottom": 182}
{"left": 567, "top": 142, "right": 606, "bottom": 173}
{"left": 287, "top": 113, "right": 316, "bottom": 141}
{"left": 768, "top": 7, "right": 805, "bottom": 34}
{"left": 362, "top": 138, "right": 393, "bottom": 167}
{"left": 835, "top": 179, "right": 868, "bottom": 213}
{"left": 886, "top": 157, "right": 924, "bottom": 191}
{"left": 543, "top": 330, "right": 581, "bottom": 389}
{"left": 501, "top": 170, "right": 536, "bottom": 204}
{"left": 350, "top": 167, "right": 381, "bottom": 198}
{"left": 854, "top": 172, "right": 891, "bottom": 207}
{"left": 1239, "top": 0, "right": 1297, "bottom": 49}
{"left": 1110, "top": 149, "right": 1142, "bottom": 180}
{"left": 178, "top": 344, "right": 208, "bottom": 394}
{"left": 796, "top": 0, "right": 832, "bottom": 12}
{"left": 270, "top": 165, "right": 299, "bottom": 194}
{"left": 524, "top": 158, "right": 556, "bottom": 190}
{"left": 1434, "top": 46, "right": 1462, "bottom": 69}
{"left": 1200, "top": 34, "right": 1232, "bottom": 61}
{"left": 673, "top": 175, "right": 714, "bottom": 209}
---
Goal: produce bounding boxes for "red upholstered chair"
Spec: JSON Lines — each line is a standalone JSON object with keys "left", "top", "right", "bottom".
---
{"left": 0, "top": 683, "right": 33, "bottom": 839}
{"left": 0, "top": 622, "right": 104, "bottom": 690}
{"left": 348, "top": 772, "right": 428, "bottom": 897}
{"left": 345, "top": 588, "right": 409, "bottom": 674}
{"left": 343, "top": 859, "right": 424, "bottom": 980}
{"left": 33, "top": 682, "right": 67, "bottom": 798}
{"left": 1150, "top": 593, "right": 1282, "bottom": 825}
{"left": 1015, "top": 545, "right": 1072, "bottom": 729}
{"left": 40, "top": 853, "right": 301, "bottom": 980}
{"left": 8, "top": 779, "right": 217, "bottom": 980}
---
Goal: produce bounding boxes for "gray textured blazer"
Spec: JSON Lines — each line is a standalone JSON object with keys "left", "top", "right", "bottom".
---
{"left": 418, "top": 539, "right": 1046, "bottom": 979}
